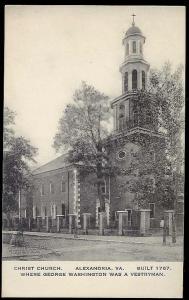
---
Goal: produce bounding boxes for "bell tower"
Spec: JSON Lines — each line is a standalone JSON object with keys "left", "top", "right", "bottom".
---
{"left": 120, "top": 14, "right": 150, "bottom": 92}
{"left": 111, "top": 15, "right": 154, "bottom": 134}
{"left": 108, "top": 16, "right": 166, "bottom": 229}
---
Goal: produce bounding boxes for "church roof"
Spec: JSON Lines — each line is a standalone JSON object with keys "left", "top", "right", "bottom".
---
{"left": 32, "top": 154, "right": 71, "bottom": 175}
{"left": 125, "top": 25, "right": 142, "bottom": 37}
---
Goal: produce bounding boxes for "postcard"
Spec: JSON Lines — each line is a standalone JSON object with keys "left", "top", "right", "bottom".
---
{"left": 2, "top": 5, "right": 185, "bottom": 298}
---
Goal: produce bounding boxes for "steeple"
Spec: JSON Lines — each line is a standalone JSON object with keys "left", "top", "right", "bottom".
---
{"left": 120, "top": 17, "right": 150, "bottom": 93}
{"left": 111, "top": 17, "right": 154, "bottom": 134}
{"left": 132, "top": 13, "right": 136, "bottom": 26}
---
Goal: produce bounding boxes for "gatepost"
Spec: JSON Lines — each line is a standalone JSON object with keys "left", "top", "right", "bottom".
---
{"left": 164, "top": 210, "right": 175, "bottom": 236}
{"left": 117, "top": 211, "right": 128, "bottom": 236}
{"left": 99, "top": 212, "right": 106, "bottom": 235}
{"left": 82, "top": 213, "right": 91, "bottom": 234}
{"left": 46, "top": 216, "right": 50, "bottom": 232}
{"left": 56, "top": 215, "right": 64, "bottom": 232}
{"left": 28, "top": 218, "right": 32, "bottom": 231}
{"left": 139, "top": 209, "right": 151, "bottom": 236}
{"left": 36, "top": 216, "right": 42, "bottom": 232}
{"left": 69, "top": 214, "right": 77, "bottom": 234}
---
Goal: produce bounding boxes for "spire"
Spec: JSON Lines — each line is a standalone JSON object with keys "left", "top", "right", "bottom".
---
{"left": 132, "top": 13, "right": 136, "bottom": 26}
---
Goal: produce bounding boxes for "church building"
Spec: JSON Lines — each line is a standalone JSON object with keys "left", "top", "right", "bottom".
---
{"left": 22, "top": 18, "right": 181, "bottom": 233}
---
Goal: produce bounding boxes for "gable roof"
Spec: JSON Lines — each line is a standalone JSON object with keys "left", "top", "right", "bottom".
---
{"left": 32, "top": 154, "right": 70, "bottom": 175}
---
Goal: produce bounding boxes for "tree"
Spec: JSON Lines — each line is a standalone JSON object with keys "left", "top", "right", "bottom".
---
{"left": 53, "top": 81, "right": 111, "bottom": 211}
{"left": 3, "top": 107, "right": 38, "bottom": 215}
{"left": 126, "top": 62, "right": 184, "bottom": 211}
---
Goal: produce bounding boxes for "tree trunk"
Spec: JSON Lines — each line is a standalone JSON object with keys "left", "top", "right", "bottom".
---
{"left": 172, "top": 212, "right": 176, "bottom": 243}
{"left": 96, "top": 143, "right": 105, "bottom": 212}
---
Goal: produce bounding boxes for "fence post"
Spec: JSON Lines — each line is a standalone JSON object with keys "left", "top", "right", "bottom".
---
{"left": 163, "top": 224, "right": 166, "bottom": 245}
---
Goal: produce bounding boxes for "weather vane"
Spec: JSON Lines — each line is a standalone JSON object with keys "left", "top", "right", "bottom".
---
{"left": 132, "top": 13, "right": 136, "bottom": 25}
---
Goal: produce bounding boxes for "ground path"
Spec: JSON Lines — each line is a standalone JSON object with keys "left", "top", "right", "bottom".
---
{"left": 2, "top": 231, "right": 183, "bottom": 261}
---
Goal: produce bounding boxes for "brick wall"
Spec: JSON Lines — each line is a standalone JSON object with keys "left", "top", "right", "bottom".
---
{"left": 32, "top": 167, "right": 75, "bottom": 217}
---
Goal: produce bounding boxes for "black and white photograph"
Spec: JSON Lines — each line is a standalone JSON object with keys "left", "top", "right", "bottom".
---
{"left": 2, "top": 5, "right": 185, "bottom": 298}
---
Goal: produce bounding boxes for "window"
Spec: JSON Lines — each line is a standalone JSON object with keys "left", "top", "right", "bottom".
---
{"left": 33, "top": 205, "right": 37, "bottom": 218}
{"left": 132, "top": 70, "right": 137, "bottom": 90}
{"left": 126, "top": 42, "right": 129, "bottom": 55}
{"left": 142, "top": 71, "right": 146, "bottom": 89}
{"left": 132, "top": 41, "right": 136, "bottom": 53}
{"left": 119, "top": 117, "right": 125, "bottom": 130}
{"left": 61, "top": 203, "right": 66, "bottom": 216}
{"left": 119, "top": 103, "right": 125, "bottom": 111}
{"left": 149, "top": 203, "right": 155, "bottom": 218}
{"left": 51, "top": 204, "right": 57, "bottom": 219}
{"left": 40, "top": 184, "right": 45, "bottom": 196}
{"left": 61, "top": 181, "right": 66, "bottom": 192}
{"left": 140, "top": 42, "right": 143, "bottom": 54}
{"left": 124, "top": 72, "right": 128, "bottom": 92}
{"left": 117, "top": 150, "right": 126, "bottom": 160}
{"left": 125, "top": 100, "right": 129, "bottom": 123}
{"left": 41, "top": 205, "right": 46, "bottom": 219}
{"left": 101, "top": 180, "right": 106, "bottom": 195}
{"left": 50, "top": 183, "right": 54, "bottom": 194}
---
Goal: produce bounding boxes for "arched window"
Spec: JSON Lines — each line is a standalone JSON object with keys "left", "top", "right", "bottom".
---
{"left": 132, "top": 41, "right": 136, "bottom": 53}
{"left": 119, "top": 103, "right": 125, "bottom": 130}
{"left": 124, "top": 72, "right": 128, "bottom": 92}
{"left": 132, "top": 70, "right": 137, "bottom": 90}
{"left": 126, "top": 42, "right": 129, "bottom": 55}
{"left": 142, "top": 71, "right": 146, "bottom": 89}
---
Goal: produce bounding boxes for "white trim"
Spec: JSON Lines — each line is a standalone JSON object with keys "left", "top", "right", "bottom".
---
{"left": 50, "top": 182, "right": 54, "bottom": 194}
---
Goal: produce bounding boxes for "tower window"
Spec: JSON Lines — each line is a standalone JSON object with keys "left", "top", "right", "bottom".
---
{"left": 126, "top": 42, "right": 129, "bottom": 55}
{"left": 124, "top": 72, "right": 128, "bottom": 92}
{"left": 140, "top": 42, "right": 143, "bottom": 54}
{"left": 132, "top": 41, "right": 136, "bottom": 53}
{"left": 117, "top": 150, "right": 126, "bottom": 160}
{"left": 142, "top": 71, "right": 146, "bottom": 89}
{"left": 119, "top": 104, "right": 125, "bottom": 111}
{"left": 119, "top": 117, "right": 125, "bottom": 130}
{"left": 132, "top": 70, "right": 137, "bottom": 90}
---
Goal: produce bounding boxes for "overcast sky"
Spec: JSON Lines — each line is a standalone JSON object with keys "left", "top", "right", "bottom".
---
{"left": 4, "top": 5, "right": 185, "bottom": 167}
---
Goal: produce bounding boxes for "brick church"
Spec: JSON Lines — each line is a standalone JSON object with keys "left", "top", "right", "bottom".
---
{"left": 20, "top": 19, "right": 183, "bottom": 233}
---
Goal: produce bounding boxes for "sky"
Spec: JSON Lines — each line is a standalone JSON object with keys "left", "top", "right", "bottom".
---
{"left": 4, "top": 5, "right": 185, "bottom": 167}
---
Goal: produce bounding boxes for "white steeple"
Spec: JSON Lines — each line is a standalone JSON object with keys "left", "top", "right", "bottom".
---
{"left": 120, "top": 15, "right": 150, "bottom": 93}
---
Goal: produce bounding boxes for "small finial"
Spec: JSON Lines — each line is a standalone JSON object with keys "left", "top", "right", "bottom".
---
{"left": 132, "top": 13, "right": 136, "bottom": 26}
